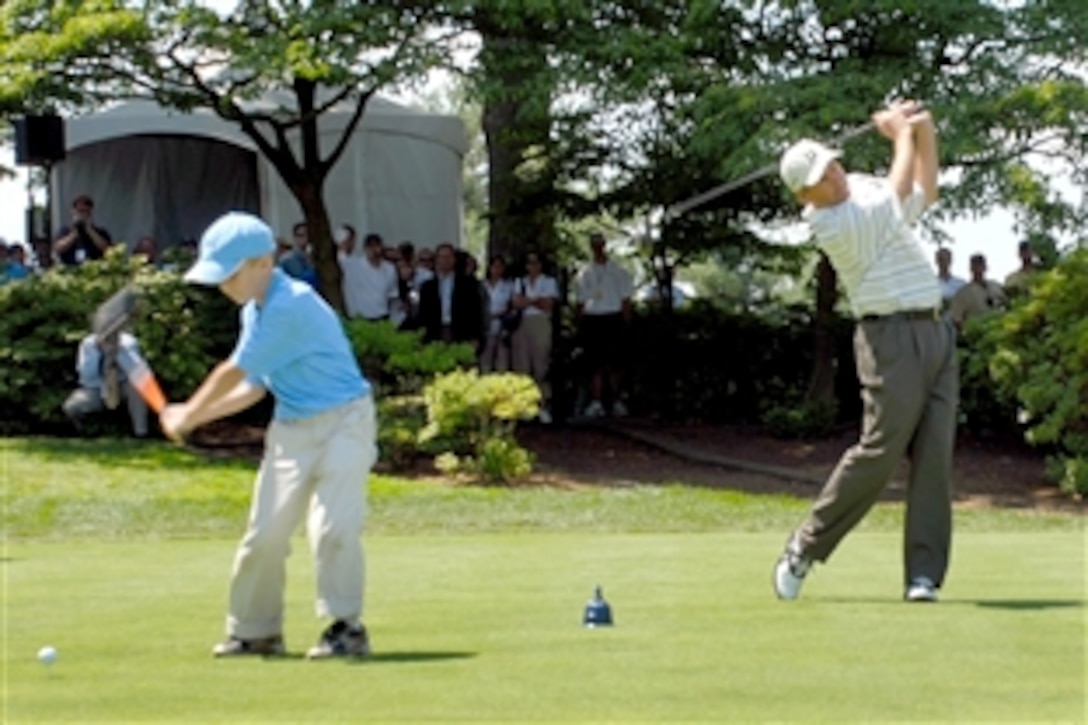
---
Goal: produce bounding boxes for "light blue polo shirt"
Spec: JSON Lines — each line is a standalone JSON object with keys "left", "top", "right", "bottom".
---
{"left": 230, "top": 268, "right": 370, "bottom": 420}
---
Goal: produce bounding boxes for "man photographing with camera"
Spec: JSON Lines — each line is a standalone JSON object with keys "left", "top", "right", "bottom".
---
{"left": 53, "top": 194, "right": 113, "bottom": 266}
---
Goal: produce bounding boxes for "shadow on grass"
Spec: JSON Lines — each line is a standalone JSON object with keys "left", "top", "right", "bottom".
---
{"left": 356, "top": 651, "right": 477, "bottom": 665}
{"left": 262, "top": 651, "right": 477, "bottom": 664}
{"left": 968, "top": 599, "right": 1085, "bottom": 611}
{"left": 821, "top": 597, "right": 1085, "bottom": 610}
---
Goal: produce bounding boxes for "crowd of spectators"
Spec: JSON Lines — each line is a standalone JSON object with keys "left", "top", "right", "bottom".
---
{"left": 6, "top": 194, "right": 639, "bottom": 427}
{"left": 269, "top": 220, "right": 637, "bottom": 424}
{"left": 0, "top": 194, "right": 201, "bottom": 281}
{"left": 934, "top": 242, "right": 1037, "bottom": 331}
{"left": 11, "top": 193, "right": 1044, "bottom": 432}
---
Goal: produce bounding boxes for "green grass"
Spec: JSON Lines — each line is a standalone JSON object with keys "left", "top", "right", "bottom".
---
{"left": 2, "top": 437, "right": 1081, "bottom": 538}
{"left": 5, "top": 535, "right": 1085, "bottom": 722}
{"left": 2, "top": 437, "right": 1086, "bottom": 722}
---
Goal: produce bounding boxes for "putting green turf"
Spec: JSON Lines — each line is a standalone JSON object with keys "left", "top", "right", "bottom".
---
{"left": 5, "top": 531, "right": 1084, "bottom": 722}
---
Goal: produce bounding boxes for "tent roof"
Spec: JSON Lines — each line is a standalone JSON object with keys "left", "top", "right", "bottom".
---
{"left": 65, "top": 94, "right": 468, "bottom": 155}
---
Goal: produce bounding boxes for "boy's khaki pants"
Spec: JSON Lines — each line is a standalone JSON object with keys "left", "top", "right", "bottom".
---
{"left": 227, "top": 396, "right": 377, "bottom": 639}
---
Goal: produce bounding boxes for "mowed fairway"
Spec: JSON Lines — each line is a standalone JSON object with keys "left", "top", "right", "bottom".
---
{"left": 2, "top": 438, "right": 1086, "bottom": 722}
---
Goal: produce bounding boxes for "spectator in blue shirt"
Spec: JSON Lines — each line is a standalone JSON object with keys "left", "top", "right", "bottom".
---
{"left": 6, "top": 245, "right": 31, "bottom": 280}
{"left": 277, "top": 221, "right": 317, "bottom": 287}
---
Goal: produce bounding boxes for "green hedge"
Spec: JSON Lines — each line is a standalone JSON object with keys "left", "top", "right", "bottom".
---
{"left": 0, "top": 252, "right": 548, "bottom": 479}
{"left": 956, "top": 313, "right": 1021, "bottom": 438}
{"left": 22, "top": 249, "right": 1080, "bottom": 494}
{"left": 983, "top": 248, "right": 1088, "bottom": 494}
{"left": 422, "top": 370, "right": 540, "bottom": 483}
{"left": 593, "top": 300, "right": 859, "bottom": 426}
{"left": 0, "top": 250, "right": 236, "bottom": 433}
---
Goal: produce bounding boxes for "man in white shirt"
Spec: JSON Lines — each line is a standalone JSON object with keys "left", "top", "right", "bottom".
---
{"left": 575, "top": 233, "right": 634, "bottom": 418}
{"left": 934, "top": 247, "right": 966, "bottom": 306}
{"left": 773, "top": 102, "right": 956, "bottom": 605}
{"left": 338, "top": 228, "right": 399, "bottom": 321}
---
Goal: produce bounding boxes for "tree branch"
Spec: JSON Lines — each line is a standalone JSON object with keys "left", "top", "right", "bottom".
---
{"left": 318, "top": 87, "right": 375, "bottom": 178}
{"left": 313, "top": 25, "right": 437, "bottom": 176}
{"left": 278, "top": 83, "right": 355, "bottom": 131}
{"left": 162, "top": 48, "right": 301, "bottom": 181}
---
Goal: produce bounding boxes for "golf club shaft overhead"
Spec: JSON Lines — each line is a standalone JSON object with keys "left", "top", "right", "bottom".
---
{"left": 663, "top": 119, "right": 877, "bottom": 222}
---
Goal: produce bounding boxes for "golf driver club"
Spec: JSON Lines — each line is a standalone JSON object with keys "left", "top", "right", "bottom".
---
{"left": 663, "top": 102, "right": 927, "bottom": 222}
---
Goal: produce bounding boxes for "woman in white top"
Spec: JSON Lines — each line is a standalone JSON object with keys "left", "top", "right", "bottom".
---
{"left": 481, "top": 254, "right": 515, "bottom": 373}
{"left": 511, "top": 251, "right": 559, "bottom": 423}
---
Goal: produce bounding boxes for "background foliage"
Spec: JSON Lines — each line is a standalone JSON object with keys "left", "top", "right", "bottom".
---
{"left": 4, "top": 1, "right": 1088, "bottom": 496}
{"left": 422, "top": 370, "right": 540, "bottom": 483}
{"left": 983, "top": 249, "right": 1088, "bottom": 494}
{"left": 0, "top": 250, "right": 236, "bottom": 432}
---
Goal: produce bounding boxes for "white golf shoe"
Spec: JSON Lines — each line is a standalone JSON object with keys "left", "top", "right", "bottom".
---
{"left": 306, "top": 620, "right": 371, "bottom": 659}
{"left": 905, "top": 577, "right": 938, "bottom": 602}
{"left": 583, "top": 400, "right": 605, "bottom": 419}
{"left": 773, "top": 549, "right": 811, "bottom": 601}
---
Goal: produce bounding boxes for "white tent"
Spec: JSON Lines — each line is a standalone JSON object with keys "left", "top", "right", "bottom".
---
{"left": 53, "top": 95, "right": 468, "bottom": 251}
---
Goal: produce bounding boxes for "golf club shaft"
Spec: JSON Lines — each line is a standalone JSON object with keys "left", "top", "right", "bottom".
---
{"left": 663, "top": 119, "right": 877, "bottom": 222}
{"left": 129, "top": 362, "right": 167, "bottom": 414}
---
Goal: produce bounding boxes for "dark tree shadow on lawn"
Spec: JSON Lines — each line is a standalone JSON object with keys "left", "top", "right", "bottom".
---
{"left": 968, "top": 599, "right": 1085, "bottom": 611}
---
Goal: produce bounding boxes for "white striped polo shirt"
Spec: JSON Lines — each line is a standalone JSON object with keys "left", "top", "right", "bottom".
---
{"left": 804, "top": 174, "right": 941, "bottom": 318}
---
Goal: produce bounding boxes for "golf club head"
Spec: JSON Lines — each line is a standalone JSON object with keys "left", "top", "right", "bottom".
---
{"left": 92, "top": 286, "right": 137, "bottom": 341}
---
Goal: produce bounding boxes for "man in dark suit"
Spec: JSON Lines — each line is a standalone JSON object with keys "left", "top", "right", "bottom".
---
{"left": 417, "top": 242, "right": 484, "bottom": 350}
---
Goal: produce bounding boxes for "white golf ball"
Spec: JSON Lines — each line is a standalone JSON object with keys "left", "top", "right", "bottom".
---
{"left": 37, "top": 646, "right": 57, "bottom": 664}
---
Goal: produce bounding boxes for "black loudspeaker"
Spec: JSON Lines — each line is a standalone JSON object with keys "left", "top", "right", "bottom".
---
{"left": 13, "top": 115, "right": 66, "bottom": 166}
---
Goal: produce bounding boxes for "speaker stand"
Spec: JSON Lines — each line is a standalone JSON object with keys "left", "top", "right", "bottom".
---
{"left": 24, "top": 169, "right": 34, "bottom": 247}
{"left": 42, "top": 160, "right": 54, "bottom": 244}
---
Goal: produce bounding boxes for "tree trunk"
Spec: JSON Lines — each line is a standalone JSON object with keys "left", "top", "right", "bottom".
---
{"left": 483, "top": 93, "right": 523, "bottom": 262}
{"left": 654, "top": 244, "right": 674, "bottom": 316}
{"left": 806, "top": 254, "right": 839, "bottom": 406}
{"left": 292, "top": 178, "right": 345, "bottom": 314}
{"left": 290, "top": 79, "right": 344, "bottom": 314}
{"left": 230, "top": 77, "right": 348, "bottom": 315}
{"left": 478, "top": 23, "right": 555, "bottom": 271}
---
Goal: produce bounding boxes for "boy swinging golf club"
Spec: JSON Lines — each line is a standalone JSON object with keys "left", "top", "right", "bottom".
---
{"left": 774, "top": 101, "right": 958, "bottom": 603}
{"left": 160, "top": 212, "right": 378, "bottom": 657}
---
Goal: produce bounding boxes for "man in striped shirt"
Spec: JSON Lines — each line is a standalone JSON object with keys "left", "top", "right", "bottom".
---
{"left": 773, "top": 101, "right": 958, "bottom": 603}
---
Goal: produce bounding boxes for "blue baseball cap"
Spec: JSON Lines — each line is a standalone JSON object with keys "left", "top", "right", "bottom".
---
{"left": 184, "top": 212, "right": 276, "bottom": 285}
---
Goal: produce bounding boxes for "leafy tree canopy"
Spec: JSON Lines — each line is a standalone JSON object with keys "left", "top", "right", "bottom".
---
{"left": 1, "top": 0, "right": 469, "bottom": 310}
{"left": 4, "top": 0, "right": 1086, "bottom": 288}
{"left": 488, "top": 0, "right": 1088, "bottom": 275}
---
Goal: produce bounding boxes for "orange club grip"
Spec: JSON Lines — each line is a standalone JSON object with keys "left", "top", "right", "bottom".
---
{"left": 130, "top": 366, "right": 168, "bottom": 414}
